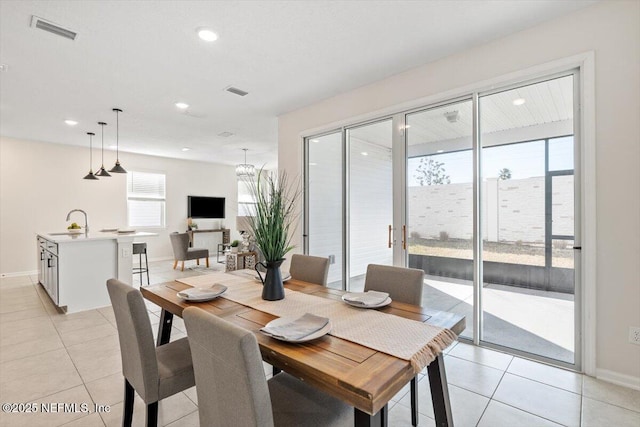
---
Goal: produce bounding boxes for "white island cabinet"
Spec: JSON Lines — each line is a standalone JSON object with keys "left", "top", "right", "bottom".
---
{"left": 36, "top": 232, "right": 155, "bottom": 313}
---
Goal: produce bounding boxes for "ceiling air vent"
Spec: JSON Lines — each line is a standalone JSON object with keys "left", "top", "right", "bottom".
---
{"left": 31, "top": 16, "right": 77, "bottom": 40}
{"left": 217, "top": 131, "right": 234, "bottom": 138}
{"left": 225, "top": 86, "right": 249, "bottom": 97}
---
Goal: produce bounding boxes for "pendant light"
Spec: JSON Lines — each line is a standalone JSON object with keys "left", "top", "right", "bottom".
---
{"left": 83, "top": 132, "right": 99, "bottom": 180}
{"left": 235, "top": 148, "right": 255, "bottom": 178}
{"left": 109, "top": 108, "right": 127, "bottom": 173}
{"left": 95, "top": 121, "right": 111, "bottom": 177}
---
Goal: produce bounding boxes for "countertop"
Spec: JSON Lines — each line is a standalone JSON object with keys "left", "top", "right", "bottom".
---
{"left": 38, "top": 231, "right": 157, "bottom": 243}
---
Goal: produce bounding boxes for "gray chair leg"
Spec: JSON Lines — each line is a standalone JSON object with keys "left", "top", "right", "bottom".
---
{"left": 272, "top": 366, "right": 281, "bottom": 376}
{"left": 123, "top": 379, "right": 134, "bottom": 427}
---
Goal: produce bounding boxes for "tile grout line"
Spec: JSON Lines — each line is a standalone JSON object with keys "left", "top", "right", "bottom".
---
{"left": 495, "top": 355, "right": 573, "bottom": 426}
{"left": 505, "top": 371, "right": 582, "bottom": 396}
{"left": 580, "top": 393, "right": 640, "bottom": 415}
{"left": 449, "top": 351, "right": 586, "bottom": 396}
{"left": 474, "top": 356, "right": 512, "bottom": 426}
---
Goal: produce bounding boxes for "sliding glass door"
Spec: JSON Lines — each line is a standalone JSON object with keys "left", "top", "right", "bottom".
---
{"left": 305, "top": 120, "right": 395, "bottom": 291}
{"left": 306, "top": 131, "right": 343, "bottom": 289}
{"left": 304, "top": 71, "right": 580, "bottom": 368}
{"left": 479, "top": 75, "right": 577, "bottom": 364}
{"left": 406, "top": 99, "right": 474, "bottom": 339}
{"left": 347, "top": 120, "right": 394, "bottom": 291}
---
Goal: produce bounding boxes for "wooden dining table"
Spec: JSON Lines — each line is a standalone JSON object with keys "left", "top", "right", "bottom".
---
{"left": 141, "top": 275, "right": 465, "bottom": 427}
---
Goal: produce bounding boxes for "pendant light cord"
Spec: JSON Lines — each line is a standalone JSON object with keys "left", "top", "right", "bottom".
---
{"left": 100, "top": 122, "right": 106, "bottom": 164}
{"left": 109, "top": 108, "right": 126, "bottom": 173}
{"left": 115, "top": 110, "right": 119, "bottom": 158}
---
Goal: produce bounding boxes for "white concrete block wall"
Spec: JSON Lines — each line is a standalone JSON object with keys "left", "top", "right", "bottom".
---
{"left": 408, "top": 182, "right": 474, "bottom": 240}
{"left": 498, "top": 177, "right": 546, "bottom": 243}
{"left": 408, "top": 176, "right": 574, "bottom": 243}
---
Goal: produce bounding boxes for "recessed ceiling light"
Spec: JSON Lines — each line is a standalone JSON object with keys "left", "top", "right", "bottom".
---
{"left": 310, "top": 139, "right": 319, "bottom": 143}
{"left": 64, "top": 119, "right": 78, "bottom": 126}
{"left": 109, "top": 145, "right": 117, "bottom": 149}
{"left": 0, "top": 64, "right": 8, "bottom": 72}
{"left": 197, "top": 28, "right": 218, "bottom": 42}
{"left": 436, "top": 150, "right": 444, "bottom": 153}
{"left": 175, "top": 102, "right": 189, "bottom": 109}
{"left": 513, "top": 98, "right": 526, "bottom": 106}
{"left": 361, "top": 152, "right": 368, "bottom": 156}
{"left": 182, "top": 147, "right": 191, "bottom": 152}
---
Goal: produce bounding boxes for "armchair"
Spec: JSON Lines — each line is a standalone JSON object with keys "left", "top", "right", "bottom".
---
{"left": 169, "top": 232, "right": 209, "bottom": 271}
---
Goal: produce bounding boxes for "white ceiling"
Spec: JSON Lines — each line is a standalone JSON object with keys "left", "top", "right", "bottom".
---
{"left": 0, "top": 0, "right": 596, "bottom": 168}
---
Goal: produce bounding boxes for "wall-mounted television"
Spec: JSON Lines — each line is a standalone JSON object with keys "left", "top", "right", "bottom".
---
{"left": 188, "top": 196, "right": 225, "bottom": 219}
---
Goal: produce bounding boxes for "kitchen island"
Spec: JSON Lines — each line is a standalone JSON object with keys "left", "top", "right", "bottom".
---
{"left": 37, "top": 231, "right": 156, "bottom": 313}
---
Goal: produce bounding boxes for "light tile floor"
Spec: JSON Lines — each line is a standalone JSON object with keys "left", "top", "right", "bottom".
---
{"left": 1, "top": 260, "right": 639, "bottom": 426}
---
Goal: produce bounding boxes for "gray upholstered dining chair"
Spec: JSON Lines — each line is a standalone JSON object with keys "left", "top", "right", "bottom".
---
{"left": 107, "top": 279, "right": 195, "bottom": 427}
{"left": 289, "top": 254, "right": 330, "bottom": 286}
{"left": 183, "top": 306, "right": 352, "bottom": 427}
{"left": 169, "top": 232, "right": 209, "bottom": 271}
{"left": 364, "top": 264, "right": 425, "bottom": 427}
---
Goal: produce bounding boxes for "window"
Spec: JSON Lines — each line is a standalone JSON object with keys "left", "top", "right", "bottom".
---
{"left": 127, "top": 171, "right": 166, "bottom": 227}
{"left": 237, "top": 179, "right": 256, "bottom": 216}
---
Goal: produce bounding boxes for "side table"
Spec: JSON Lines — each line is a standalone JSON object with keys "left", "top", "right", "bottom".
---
{"left": 225, "top": 251, "right": 257, "bottom": 272}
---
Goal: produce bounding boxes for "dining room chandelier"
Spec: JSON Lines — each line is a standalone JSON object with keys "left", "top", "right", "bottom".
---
{"left": 235, "top": 148, "right": 255, "bottom": 178}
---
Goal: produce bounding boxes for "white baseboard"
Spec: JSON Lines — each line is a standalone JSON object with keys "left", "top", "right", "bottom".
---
{"left": 0, "top": 270, "right": 38, "bottom": 278}
{"left": 596, "top": 368, "right": 640, "bottom": 391}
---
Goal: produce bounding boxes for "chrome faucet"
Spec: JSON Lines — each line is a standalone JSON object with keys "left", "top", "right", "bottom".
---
{"left": 66, "top": 209, "right": 89, "bottom": 233}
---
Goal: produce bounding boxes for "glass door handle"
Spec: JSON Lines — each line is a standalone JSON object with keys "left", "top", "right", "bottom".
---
{"left": 388, "top": 225, "right": 392, "bottom": 248}
{"left": 402, "top": 225, "right": 407, "bottom": 250}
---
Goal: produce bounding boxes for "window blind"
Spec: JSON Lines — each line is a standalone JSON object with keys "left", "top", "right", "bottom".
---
{"left": 127, "top": 171, "right": 166, "bottom": 227}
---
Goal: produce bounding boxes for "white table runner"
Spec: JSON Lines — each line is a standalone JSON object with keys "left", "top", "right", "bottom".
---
{"left": 177, "top": 272, "right": 457, "bottom": 372}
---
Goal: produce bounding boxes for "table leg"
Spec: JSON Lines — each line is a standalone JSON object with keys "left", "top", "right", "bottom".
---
{"left": 427, "top": 354, "right": 454, "bottom": 427}
{"left": 156, "top": 309, "right": 173, "bottom": 346}
{"left": 354, "top": 405, "right": 387, "bottom": 427}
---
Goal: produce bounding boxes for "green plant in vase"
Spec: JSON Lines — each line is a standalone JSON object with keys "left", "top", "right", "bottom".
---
{"left": 245, "top": 168, "right": 300, "bottom": 300}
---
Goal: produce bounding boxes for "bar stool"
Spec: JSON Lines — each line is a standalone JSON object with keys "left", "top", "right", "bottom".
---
{"left": 132, "top": 242, "right": 149, "bottom": 286}
{"left": 216, "top": 243, "right": 227, "bottom": 263}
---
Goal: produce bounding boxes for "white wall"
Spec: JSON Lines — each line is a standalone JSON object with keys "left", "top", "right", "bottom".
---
{"left": 278, "top": 2, "right": 640, "bottom": 382}
{"left": 0, "top": 137, "right": 240, "bottom": 276}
